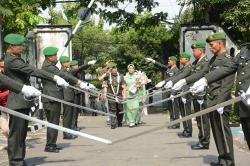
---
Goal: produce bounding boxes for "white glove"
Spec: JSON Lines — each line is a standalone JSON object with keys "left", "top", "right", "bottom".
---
{"left": 54, "top": 75, "right": 69, "bottom": 88}
{"left": 88, "top": 83, "right": 96, "bottom": 90}
{"left": 155, "top": 80, "right": 165, "bottom": 88}
{"left": 172, "top": 79, "right": 187, "bottom": 91}
{"left": 87, "top": 60, "right": 97, "bottom": 65}
{"left": 21, "top": 85, "right": 41, "bottom": 98}
{"left": 189, "top": 77, "right": 208, "bottom": 94}
{"left": 241, "top": 86, "right": 250, "bottom": 105}
{"left": 145, "top": 58, "right": 155, "bottom": 63}
{"left": 79, "top": 82, "right": 89, "bottom": 90}
{"left": 217, "top": 107, "right": 224, "bottom": 115}
{"left": 164, "top": 81, "right": 173, "bottom": 89}
{"left": 181, "top": 97, "right": 187, "bottom": 104}
{"left": 170, "top": 95, "right": 174, "bottom": 101}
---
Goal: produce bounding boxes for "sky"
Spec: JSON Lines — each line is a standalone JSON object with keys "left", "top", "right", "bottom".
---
{"left": 40, "top": 0, "right": 182, "bottom": 28}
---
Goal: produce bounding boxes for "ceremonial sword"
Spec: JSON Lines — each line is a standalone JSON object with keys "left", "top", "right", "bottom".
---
{"left": 119, "top": 90, "right": 191, "bottom": 113}
{"left": 145, "top": 90, "right": 191, "bottom": 107}
{"left": 120, "top": 88, "right": 172, "bottom": 104}
{"left": 0, "top": 106, "right": 111, "bottom": 144}
{"left": 68, "top": 85, "right": 119, "bottom": 103}
{"left": 40, "top": 94, "right": 116, "bottom": 117}
{"left": 113, "top": 96, "right": 249, "bottom": 144}
{"left": 167, "top": 95, "right": 247, "bottom": 127}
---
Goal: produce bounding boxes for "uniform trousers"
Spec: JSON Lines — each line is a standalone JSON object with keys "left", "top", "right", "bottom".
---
{"left": 8, "top": 109, "right": 29, "bottom": 166}
{"left": 44, "top": 102, "right": 61, "bottom": 148}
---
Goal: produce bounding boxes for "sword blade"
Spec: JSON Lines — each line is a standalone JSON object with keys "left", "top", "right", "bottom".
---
{"left": 0, "top": 106, "right": 112, "bottom": 144}
{"left": 167, "top": 96, "right": 242, "bottom": 127}
{"left": 145, "top": 90, "right": 190, "bottom": 107}
{"left": 41, "top": 94, "right": 116, "bottom": 117}
{"left": 68, "top": 85, "right": 119, "bottom": 102}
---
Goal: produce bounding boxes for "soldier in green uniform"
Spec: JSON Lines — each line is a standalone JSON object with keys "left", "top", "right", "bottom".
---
{"left": 192, "top": 42, "right": 250, "bottom": 150}
{"left": 104, "top": 63, "right": 126, "bottom": 129}
{"left": 165, "top": 52, "right": 193, "bottom": 137}
{"left": 59, "top": 56, "right": 77, "bottom": 139}
{"left": 172, "top": 41, "right": 211, "bottom": 149}
{"left": 3, "top": 34, "right": 68, "bottom": 166}
{"left": 41, "top": 47, "right": 91, "bottom": 153}
{"left": 70, "top": 59, "right": 96, "bottom": 130}
{"left": 155, "top": 56, "right": 180, "bottom": 128}
{"left": 187, "top": 32, "right": 235, "bottom": 166}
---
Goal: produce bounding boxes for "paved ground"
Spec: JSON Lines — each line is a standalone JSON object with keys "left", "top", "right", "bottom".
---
{"left": 0, "top": 113, "right": 250, "bottom": 166}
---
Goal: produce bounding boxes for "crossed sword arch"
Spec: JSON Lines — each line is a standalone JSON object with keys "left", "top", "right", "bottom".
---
{"left": 1, "top": 84, "right": 246, "bottom": 145}
{"left": 1, "top": 0, "right": 247, "bottom": 145}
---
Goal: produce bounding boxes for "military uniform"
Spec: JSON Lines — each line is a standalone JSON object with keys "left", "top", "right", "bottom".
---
{"left": 204, "top": 44, "right": 250, "bottom": 150}
{"left": 4, "top": 34, "right": 55, "bottom": 166}
{"left": 70, "top": 60, "right": 90, "bottom": 129}
{"left": 41, "top": 48, "right": 80, "bottom": 152}
{"left": 208, "top": 53, "right": 235, "bottom": 166}
{"left": 187, "top": 33, "right": 236, "bottom": 166}
{"left": 59, "top": 56, "right": 77, "bottom": 138}
{"left": 0, "top": 73, "right": 23, "bottom": 93}
{"left": 171, "top": 53, "right": 193, "bottom": 136}
{"left": 166, "top": 65, "right": 180, "bottom": 128}
{"left": 105, "top": 69, "right": 125, "bottom": 128}
{"left": 185, "top": 41, "right": 211, "bottom": 149}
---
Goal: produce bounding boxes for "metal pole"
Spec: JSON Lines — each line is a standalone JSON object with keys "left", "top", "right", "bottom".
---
{"left": 58, "top": 0, "right": 95, "bottom": 57}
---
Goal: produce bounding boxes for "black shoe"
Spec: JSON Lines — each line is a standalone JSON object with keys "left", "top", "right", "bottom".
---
{"left": 72, "top": 127, "right": 81, "bottom": 131}
{"left": 177, "top": 131, "right": 185, "bottom": 136}
{"left": 110, "top": 123, "right": 117, "bottom": 129}
{"left": 118, "top": 123, "right": 123, "bottom": 127}
{"left": 24, "top": 161, "right": 35, "bottom": 166}
{"left": 178, "top": 132, "right": 192, "bottom": 138}
{"left": 63, "top": 134, "right": 77, "bottom": 139}
{"left": 210, "top": 162, "right": 222, "bottom": 166}
{"left": 55, "top": 145, "right": 63, "bottom": 150}
{"left": 191, "top": 143, "right": 209, "bottom": 150}
{"left": 44, "top": 146, "right": 60, "bottom": 153}
{"left": 168, "top": 125, "right": 173, "bottom": 129}
{"left": 171, "top": 125, "right": 180, "bottom": 129}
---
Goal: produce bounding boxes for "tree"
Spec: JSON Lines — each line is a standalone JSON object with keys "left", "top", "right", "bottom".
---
{"left": 61, "top": 0, "right": 168, "bottom": 31}
{"left": 103, "top": 12, "right": 176, "bottom": 83}
{"left": 177, "top": 0, "right": 250, "bottom": 45}
{"left": 0, "top": 0, "right": 56, "bottom": 35}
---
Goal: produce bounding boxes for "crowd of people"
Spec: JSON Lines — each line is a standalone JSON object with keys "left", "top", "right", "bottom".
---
{"left": 0, "top": 30, "right": 250, "bottom": 166}
{"left": 147, "top": 31, "right": 250, "bottom": 166}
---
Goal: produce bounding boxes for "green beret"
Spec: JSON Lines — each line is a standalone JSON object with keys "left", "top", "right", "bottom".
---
{"left": 70, "top": 60, "right": 78, "bottom": 66}
{"left": 180, "top": 52, "right": 191, "bottom": 59}
{"left": 109, "top": 63, "right": 117, "bottom": 68}
{"left": 206, "top": 32, "right": 226, "bottom": 43}
{"left": 168, "top": 56, "right": 177, "bottom": 61}
{"left": 59, "top": 56, "right": 69, "bottom": 63}
{"left": 4, "top": 33, "right": 25, "bottom": 45}
{"left": 191, "top": 41, "right": 206, "bottom": 49}
{"left": 43, "top": 47, "right": 58, "bottom": 57}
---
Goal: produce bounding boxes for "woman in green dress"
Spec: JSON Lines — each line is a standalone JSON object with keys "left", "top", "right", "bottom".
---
{"left": 124, "top": 64, "right": 142, "bottom": 127}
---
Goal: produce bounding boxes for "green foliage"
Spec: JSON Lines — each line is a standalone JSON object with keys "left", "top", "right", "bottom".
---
{"left": 178, "top": 0, "right": 250, "bottom": 45}
{"left": 68, "top": 11, "right": 177, "bottom": 84}
{"left": 0, "top": 0, "right": 53, "bottom": 35}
